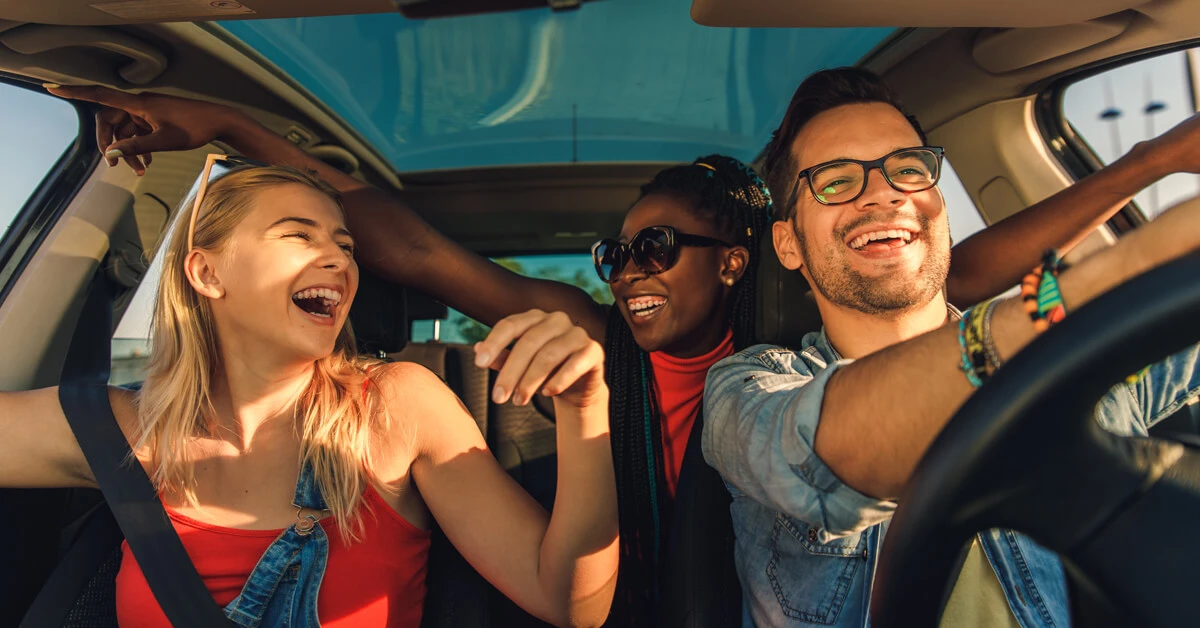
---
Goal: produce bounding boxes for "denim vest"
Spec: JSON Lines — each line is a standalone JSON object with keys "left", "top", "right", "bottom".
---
{"left": 702, "top": 330, "right": 1200, "bottom": 627}
{"left": 222, "top": 463, "right": 331, "bottom": 627}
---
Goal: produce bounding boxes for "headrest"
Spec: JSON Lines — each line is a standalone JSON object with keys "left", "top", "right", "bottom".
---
{"left": 755, "top": 228, "right": 823, "bottom": 349}
{"left": 350, "top": 268, "right": 449, "bottom": 356}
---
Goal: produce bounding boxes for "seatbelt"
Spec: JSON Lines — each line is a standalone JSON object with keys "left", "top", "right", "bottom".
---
{"left": 52, "top": 270, "right": 233, "bottom": 627}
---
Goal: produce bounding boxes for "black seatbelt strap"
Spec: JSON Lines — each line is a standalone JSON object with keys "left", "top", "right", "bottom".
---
{"left": 54, "top": 270, "right": 233, "bottom": 627}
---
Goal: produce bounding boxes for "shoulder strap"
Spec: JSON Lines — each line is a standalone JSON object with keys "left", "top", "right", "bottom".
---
{"left": 54, "top": 272, "right": 233, "bottom": 627}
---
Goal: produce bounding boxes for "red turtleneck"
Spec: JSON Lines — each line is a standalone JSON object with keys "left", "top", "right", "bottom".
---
{"left": 649, "top": 329, "right": 735, "bottom": 499}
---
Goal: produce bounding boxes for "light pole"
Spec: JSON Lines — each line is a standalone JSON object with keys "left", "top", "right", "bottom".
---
{"left": 1143, "top": 72, "right": 1167, "bottom": 215}
{"left": 1100, "top": 76, "right": 1124, "bottom": 161}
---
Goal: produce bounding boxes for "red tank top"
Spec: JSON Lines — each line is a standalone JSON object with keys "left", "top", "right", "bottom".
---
{"left": 649, "top": 329, "right": 735, "bottom": 499}
{"left": 114, "top": 484, "right": 431, "bottom": 627}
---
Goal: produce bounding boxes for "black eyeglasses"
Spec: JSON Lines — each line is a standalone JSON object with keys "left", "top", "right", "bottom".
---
{"left": 785, "top": 146, "right": 945, "bottom": 209}
{"left": 591, "top": 225, "right": 734, "bottom": 284}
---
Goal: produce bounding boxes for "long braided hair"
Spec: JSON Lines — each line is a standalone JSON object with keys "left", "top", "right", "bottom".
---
{"left": 604, "top": 154, "right": 772, "bottom": 625}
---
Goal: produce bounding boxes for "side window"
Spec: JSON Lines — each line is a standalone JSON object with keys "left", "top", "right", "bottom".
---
{"left": 0, "top": 82, "right": 80, "bottom": 242}
{"left": 111, "top": 247, "right": 164, "bottom": 386}
{"left": 940, "top": 158, "right": 987, "bottom": 244}
{"left": 411, "top": 254, "right": 613, "bottom": 344}
{"left": 111, "top": 171, "right": 201, "bottom": 385}
{"left": 1063, "top": 48, "right": 1200, "bottom": 219}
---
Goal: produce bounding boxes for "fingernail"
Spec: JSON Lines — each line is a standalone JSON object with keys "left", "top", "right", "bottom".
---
{"left": 105, "top": 148, "right": 123, "bottom": 160}
{"left": 541, "top": 388, "right": 552, "bottom": 397}
{"left": 42, "top": 83, "right": 60, "bottom": 90}
{"left": 492, "top": 386, "right": 506, "bottom": 404}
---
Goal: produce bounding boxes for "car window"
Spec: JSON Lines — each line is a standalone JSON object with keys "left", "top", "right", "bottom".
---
{"left": 0, "top": 82, "right": 80, "bottom": 243}
{"left": 1062, "top": 48, "right": 1200, "bottom": 219}
{"left": 111, "top": 173, "right": 205, "bottom": 386}
{"left": 940, "top": 158, "right": 987, "bottom": 244}
{"left": 412, "top": 254, "right": 612, "bottom": 344}
{"left": 111, "top": 222, "right": 169, "bottom": 386}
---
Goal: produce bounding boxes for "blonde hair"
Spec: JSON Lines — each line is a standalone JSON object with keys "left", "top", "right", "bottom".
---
{"left": 135, "top": 165, "right": 385, "bottom": 541}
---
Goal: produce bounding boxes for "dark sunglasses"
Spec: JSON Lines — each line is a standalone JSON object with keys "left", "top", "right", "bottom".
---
{"left": 591, "top": 225, "right": 734, "bottom": 284}
{"left": 785, "top": 146, "right": 945, "bottom": 210}
{"left": 187, "top": 154, "right": 269, "bottom": 250}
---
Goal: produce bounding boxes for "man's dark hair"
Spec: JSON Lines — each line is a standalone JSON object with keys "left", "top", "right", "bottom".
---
{"left": 761, "top": 67, "right": 927, "bottom": 219}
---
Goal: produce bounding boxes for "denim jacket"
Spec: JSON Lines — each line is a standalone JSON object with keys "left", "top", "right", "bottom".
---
{"left": 702, "top": 330, "right": 1200, "bottom": 627}
{"left": 222, "top": 463, "right": 331, "bottom": 627}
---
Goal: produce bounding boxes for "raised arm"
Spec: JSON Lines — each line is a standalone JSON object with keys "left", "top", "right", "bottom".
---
{"left": 393, "top": 310, "right": 617, "bottom": 627}
{"left": 45, "top": 85, "right": 608, "bottom": 340}
{"left": 0, "top": 386, "right": 141, "bottom": 489}
{"left": 821, "top": 195, "right": 1200, "bottom": 499}
{"left": 946, "top": 112, "right": 1200, "bottom": 307}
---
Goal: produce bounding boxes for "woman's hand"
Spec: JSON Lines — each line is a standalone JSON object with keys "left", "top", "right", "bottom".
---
{"left": 45, "top": 84, "right": 244, "bottom": 175}
{"left": 474, "top": 309, "right": 607, "bottom": 411}
{"left": 397, "top": 311, "right": 617, "bottom": 626}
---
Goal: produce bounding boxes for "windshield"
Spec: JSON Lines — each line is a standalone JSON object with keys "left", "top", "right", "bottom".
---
{"left": 219, "top": 2, "right": 893, "bottom": 172}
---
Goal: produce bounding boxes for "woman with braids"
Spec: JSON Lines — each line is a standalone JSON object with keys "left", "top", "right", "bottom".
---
{"left": 47, "top": 81, "right": 1176, "bottom": 625}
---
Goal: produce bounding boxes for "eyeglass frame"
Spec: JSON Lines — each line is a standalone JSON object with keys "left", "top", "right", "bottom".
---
{"left": 187, "top": 154, "right": 269, "bottom": 250}
{"left": 784, "top": 146, "right": 946, "bottom": 211}
{"left": 590, "top": 225, "right": 735, "bottom": 284}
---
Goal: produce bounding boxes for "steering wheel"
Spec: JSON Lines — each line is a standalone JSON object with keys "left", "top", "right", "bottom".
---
{"left": 870, "top": 252, "right": 1200, "bottom": 628}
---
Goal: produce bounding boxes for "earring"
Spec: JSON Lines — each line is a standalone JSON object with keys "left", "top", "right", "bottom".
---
{"left": 724, "top": 277, "right": 735, "bottom": 286}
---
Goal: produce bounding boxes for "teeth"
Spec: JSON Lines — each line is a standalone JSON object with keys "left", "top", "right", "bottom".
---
{"left": 849, "top": 229, "right": 915, "bottom": 250}
{"left": 627, "top": 296, "right": 667, "bottom": 312}
{"left": 292, "top": 288, "right": 342, "bottom": 303}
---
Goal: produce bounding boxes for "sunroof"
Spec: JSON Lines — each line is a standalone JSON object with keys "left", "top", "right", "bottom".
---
{"left": 220, "top": 1, "right": 893, "bottom": 172}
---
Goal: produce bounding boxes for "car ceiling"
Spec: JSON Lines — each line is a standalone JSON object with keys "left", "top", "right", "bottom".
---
{"left": 0, "top": 0, "right": 1198, "bottom": 255}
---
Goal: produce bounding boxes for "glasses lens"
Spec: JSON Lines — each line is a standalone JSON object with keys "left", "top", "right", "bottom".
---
{"left": 209, "top": 160, "right": 237, "bottom": 181}
{"left": 809, "top": 162, "right": 864, "bottom": 205}
{"left": 884, "top": 149, "right": 940, "bottom": 191}
{"left": 631, "top": 228, "right": 676, "bottom": 274}
{"left": 593, "top": 240, "right": 624, "bottom": 283}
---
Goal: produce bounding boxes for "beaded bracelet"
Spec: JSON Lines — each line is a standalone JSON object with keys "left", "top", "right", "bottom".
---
{"left": 964, "top": 297, "right": 1004, "bottom": 381}
{"left": 958, "top": 313, "right": 984, "bottom": 388}
{"left": 1022, "top": 250, "right": 1069, "bottom": 333}
{"left": 979, "top": 298, "right": 1004, "bottom": 374}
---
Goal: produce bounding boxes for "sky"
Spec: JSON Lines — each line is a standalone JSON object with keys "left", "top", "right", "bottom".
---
{"left": 1064, "top": 49, "right": 1200, "bottom": 217}
{"left": 0, "top": 83, "right": 78, "bottom": 238}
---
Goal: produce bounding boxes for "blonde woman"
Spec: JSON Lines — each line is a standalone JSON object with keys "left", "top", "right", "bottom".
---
{"left": 0, "top": 160, "right": 618, "bottom": 627}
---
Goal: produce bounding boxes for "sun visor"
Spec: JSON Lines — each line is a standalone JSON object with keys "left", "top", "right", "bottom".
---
{"left": 971, "top": 14, "right": 1133, "bottom": 74}
{"left": 691, "top": 0, "right": 1150, "bottom": 29}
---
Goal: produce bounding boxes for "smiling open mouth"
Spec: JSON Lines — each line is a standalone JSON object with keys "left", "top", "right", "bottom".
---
{"left": 292, "top": 288, "right": 342, "bottom": 319}
{"left": 627, "top": 295, "right": 667, "bottom": 318}
{"left": 848, "top": 229, "right": 916, "bottom": 252}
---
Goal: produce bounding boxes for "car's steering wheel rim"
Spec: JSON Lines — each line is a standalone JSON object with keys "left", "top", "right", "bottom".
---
{"left": 870, "top": 252, "right": 1200, "bottom": 628}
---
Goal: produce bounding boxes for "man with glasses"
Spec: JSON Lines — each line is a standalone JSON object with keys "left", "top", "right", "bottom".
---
{"left": 701, "top": 67, "right": 1200, "bottom": 627}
